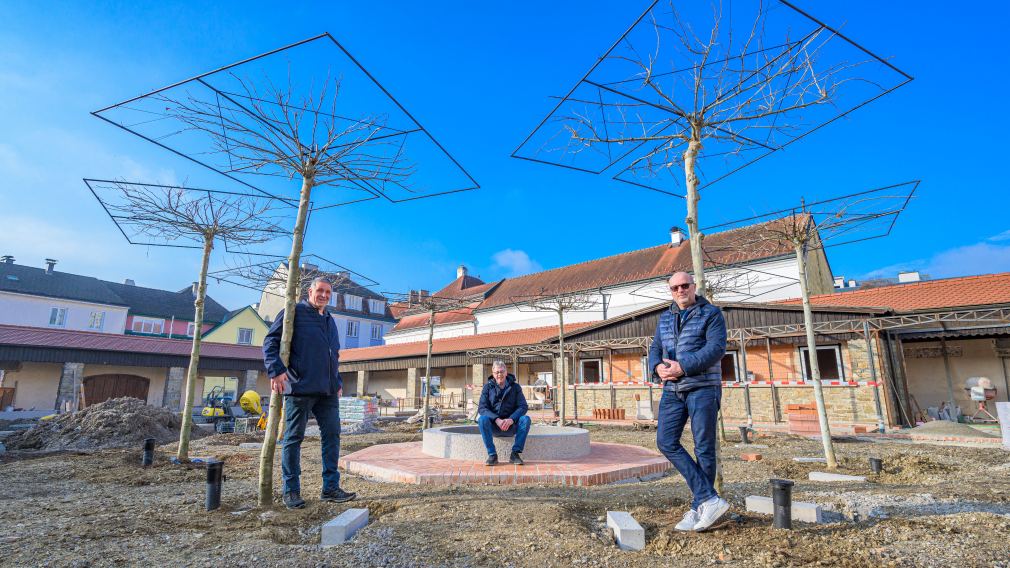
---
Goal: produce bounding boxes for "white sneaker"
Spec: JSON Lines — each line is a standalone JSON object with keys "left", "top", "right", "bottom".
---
{"left": 692, "top": 496, "right": 730, "bottom": 531}
{"left": 675, "top": 509, "right": 700, "bottom": 531}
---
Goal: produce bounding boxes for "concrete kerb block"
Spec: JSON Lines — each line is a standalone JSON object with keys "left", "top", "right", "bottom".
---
{"left": 745, "top": 496, "right": 823, "bottom": 523}
{"left": 606, "top": 511, "right": 645, "bottom": 551}
{"left": 238, "top": 443, "right": 262, "bottom": 449}
{"left": 322, "top": 508, "right": 369, "bottom": 546}
{"left": 792, "top": 457, "right": 828, "bottom": 463}
{"left": 808, "top": 471, "right": 867, "bottom": 482}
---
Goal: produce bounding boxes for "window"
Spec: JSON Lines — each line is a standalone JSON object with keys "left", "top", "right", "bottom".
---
{"left": 346, "top": 320, "right": 359, "bottom": 337}
{"left": 370, "top": 324, "right": 382, "bottom": 340}
{"left": 368, "top": 299, "right": 385, "bottom": 314}
{"left": 799, "top": 345, "right": 844, "bottom": 381}
{"left": 186, "top": 322, "right": 196, "bottom": 337}
{"left": 131, "top": 317, "right": 164, "bottom": 335}
{"left": 580, "top": 359, "right": 603, "bottom": 384}
{"left": 88, "top": 311, "right": 105, "bottom": 331}
{"left": 345, "top": 294, "right": 362, "bottom": 310}
{"left": 721, "top": 352, "right": 740, "bottom": 382}
{"left": 237, "top": 328, "right": 254, "bottom": 345}
{"left": 49, "top": 307, "right": 68, "bottom": 327}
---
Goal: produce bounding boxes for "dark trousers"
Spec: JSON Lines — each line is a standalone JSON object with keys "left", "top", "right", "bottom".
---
{"left": 656, "top": 384, "right": 721, "bottom": 509}
{"left": 477, "top": 415, "right": 532, "bottom": 456}
{"left": 281, "top": 393, "right": 341, "bottom": 494}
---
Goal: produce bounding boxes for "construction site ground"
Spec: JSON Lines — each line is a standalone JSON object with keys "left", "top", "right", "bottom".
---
{"left": 1, "top": 420, "right": 1008, "bottom": 568}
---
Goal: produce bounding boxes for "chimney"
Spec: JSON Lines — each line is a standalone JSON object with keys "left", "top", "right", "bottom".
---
{"left": 124, "top": 279, "right": 135, "bottom": 286}
{"left": 669, "top": 227, "right": 685, "bottom": 246}
{"left": 191, "top": 281, "right": 198, "bottom": 296}
{"left": 44, "top": 258, "right": 57, "bottom": 275}
{"left": 1, "top": 255, "right": 13, "bottom": 264}
{"left": 898, "top": 271, "right": 921, "bottom": 283}
{"left": 419, "top": 289, "right": 430, "bottom": 299}
{"left": 409, "top": 290, "right": 419, "bottom": 304}
{"left": 848, "top": 279, "right": 857, "bottom": 288}
{"left": 833, "top": 276, "right": 845, "bottom": 289}
{"left": 457, "top": 264, "right": 468, "bottom": 279}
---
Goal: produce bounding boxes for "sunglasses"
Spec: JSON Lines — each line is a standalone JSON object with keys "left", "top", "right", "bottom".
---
{"left": 669, "top": 283, "right": 693, "bottom": 291}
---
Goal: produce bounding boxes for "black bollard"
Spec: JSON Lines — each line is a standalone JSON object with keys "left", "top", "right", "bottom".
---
{"left": 738, "top": 426, "right": 750, "bottom": 444}
{"left": 770, "top": 478, "right": 795, "bottom": 529}
{"left": 869, "top": 457, "right": 883, "bottom": 474}
{"left": 206, "top": 460, "right": 223, "bottom": 511}
{"left": 142, "top": 438, "right": 156, "bottom": 467}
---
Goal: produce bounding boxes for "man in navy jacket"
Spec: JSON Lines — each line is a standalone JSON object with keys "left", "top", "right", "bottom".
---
{"left": 648, "top": 271, "right": 729, "bottom": 532}
{"left": 476, "top": 361, "right": 532, "bottom": 466}
{"left": 263, "top": 277, "right": 355, "bottom": 509}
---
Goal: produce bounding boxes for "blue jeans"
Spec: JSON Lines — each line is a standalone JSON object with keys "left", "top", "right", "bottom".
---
{"left": 281, "top": 394, "right": 341, "bottom": 494}
{"left": 477, "top": 415, "right": 532, "bottom": 456}
{"left": 656, "top": 384, "right": 721, "bottom": 510}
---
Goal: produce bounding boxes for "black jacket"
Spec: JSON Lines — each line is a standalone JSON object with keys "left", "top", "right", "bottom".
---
{"left": 263, "top": 301, "right": 342, "bottom": 396}
{"left": 477, "top": 374, "right": 528, "bottom": 421}
{"left": 647, "top": 296, "right": 727, "bottom": 392}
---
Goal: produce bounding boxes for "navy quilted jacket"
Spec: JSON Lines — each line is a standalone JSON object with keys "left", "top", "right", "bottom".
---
{"left": 647, "top": 296, "right": 727, "bottom": 392}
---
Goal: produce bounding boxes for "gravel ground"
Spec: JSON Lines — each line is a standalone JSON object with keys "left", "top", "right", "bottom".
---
{"left": 1, "top": 421, "right": 1008, "bottom": 567}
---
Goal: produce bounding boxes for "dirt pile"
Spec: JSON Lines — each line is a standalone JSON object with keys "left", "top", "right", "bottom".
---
{"left": 5, "top": 397, "right": 183, "bottom": 451}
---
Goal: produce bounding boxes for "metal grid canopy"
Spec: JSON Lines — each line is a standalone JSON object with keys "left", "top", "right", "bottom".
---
{"left": 93, "top": 34, "right": 479, "bottom": 210}
{"left": 512, "top": 0, "right": 912, "bottom": 196}
{"left": 208, "top": 253, "right": 380, "bottom": 300}
{"left": 702, "top": 180, "right": 919, "bottom": 249}
{"left": 83, "top": 178, "right": 296, "bottom": 252}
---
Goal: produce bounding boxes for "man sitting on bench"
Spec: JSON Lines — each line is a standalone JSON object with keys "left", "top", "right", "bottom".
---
{"left": 477, "top": 360, "right": 531, "bottom": 466}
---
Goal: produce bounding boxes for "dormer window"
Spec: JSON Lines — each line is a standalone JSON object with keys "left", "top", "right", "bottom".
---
{"left": 345, "top": 294, "right": 362, "bottom": 310}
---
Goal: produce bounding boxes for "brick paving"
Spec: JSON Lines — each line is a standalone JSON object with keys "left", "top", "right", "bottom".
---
{"left": 339, "top": 442, "right": 671, "bottom": 486}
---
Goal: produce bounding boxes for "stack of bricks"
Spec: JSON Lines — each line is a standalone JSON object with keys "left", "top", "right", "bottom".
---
{"left": 592, "top": 408, "right": 627, "bottom": 420}
{"left": 786, "top": 403, "right": 821, "bottom": 435}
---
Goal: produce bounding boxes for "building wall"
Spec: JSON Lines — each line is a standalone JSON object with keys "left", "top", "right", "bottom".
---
{"left": 368, "top": 369, "right": 407, "bottom": 401}
{"left": 3, "top": 362, "right": 62, "bottom": 409}
{"left": 901, "top": 338, "right": 1010, "bottom": 417}
{"left": 384, "top": 321, "right": 475, "bottom": 345}
{"left": 204, "top": 308, "right": 268, "bottom": 346}
{"left": 0, "top": 291, "right": 128, "bottom": 334}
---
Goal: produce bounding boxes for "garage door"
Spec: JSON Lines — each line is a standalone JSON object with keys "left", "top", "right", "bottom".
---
{"left": 83, "top": 374, "right": 150, "bottom": 406}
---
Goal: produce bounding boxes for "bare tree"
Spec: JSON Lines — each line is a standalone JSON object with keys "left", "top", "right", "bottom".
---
{"left": 158, "top": 77, "right": 413, "bottom": 507}
{"left": 91, "top": 180, "right": 282, "bottom": 461}
{"left": 511, "top": 290, "right": 600, "bottom": 425}
{"left": 708, "top": 183, "right": 918, "bottom": 467}
{"left": 517, "top": 0, "right": 908, "bottom": 298}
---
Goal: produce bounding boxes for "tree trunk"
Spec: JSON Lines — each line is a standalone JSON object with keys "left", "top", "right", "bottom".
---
{"left": 258, "top": 172, "right": 314, "bottom": 507}
{"left": 795, "top": 243, "right": 837, "bottom": 468}
{"left": 683, "top": 134, "right": 707, "bottom": 297}
{"left": 176, "top": 235, "right": 214, "bottom": 462}
{"left": 421, "top": 309, "right": 435, "bottom": 429}
{"left": 557, "top": 308, "right": 566, "bottom": 426}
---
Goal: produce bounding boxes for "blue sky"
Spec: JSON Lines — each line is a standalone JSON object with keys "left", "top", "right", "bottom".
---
{"left": 1, "top": 1, "right": 1007, "bottom": 309}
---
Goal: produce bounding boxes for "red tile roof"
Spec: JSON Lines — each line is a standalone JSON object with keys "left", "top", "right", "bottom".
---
{"left": 433, "top": 274, "right": 499, "bottom": 300}
{"left": 341, "top": 322, "right": 591, "bottom": 362}
{"left": 774, "top": 272, "right": 1010, "bottom": 312}
{"left": 0, "top": 324, "right": 263, "bottom": 359}
{"left": 391, "top": 302, "right": 480, "bottom": 332}
{"left": 477, "top": 217, "right": 796, "bottom": 310}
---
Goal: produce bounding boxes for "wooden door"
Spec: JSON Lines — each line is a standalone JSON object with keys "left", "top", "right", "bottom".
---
{"left": 82, "top": 374, "right": 150, "bottom": 407}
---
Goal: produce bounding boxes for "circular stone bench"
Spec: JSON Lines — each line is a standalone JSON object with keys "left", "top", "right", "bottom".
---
{"left": 421, "top": 424, "right": 590, "bottom": 462}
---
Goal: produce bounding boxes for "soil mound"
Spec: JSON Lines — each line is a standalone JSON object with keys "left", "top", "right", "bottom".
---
{"left": 909, "top": 420, "right": 998, "bottom": 438}
{"left": 6, "top": 397, "right": 183, "bottom": 451}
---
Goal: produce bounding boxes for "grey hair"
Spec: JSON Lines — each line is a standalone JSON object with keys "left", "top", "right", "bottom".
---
{"left": 492, "top": 360, "right": 508, "bottom": 371}
{"left": 309, "top": 276, "right": 332, "bottom": 289}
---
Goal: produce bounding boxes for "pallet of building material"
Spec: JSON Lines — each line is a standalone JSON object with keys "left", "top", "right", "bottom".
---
{"left": 233, "top": 417, "right": 260, "bottom": 434}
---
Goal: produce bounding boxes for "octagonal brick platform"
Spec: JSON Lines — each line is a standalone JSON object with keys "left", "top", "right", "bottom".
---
{"left": 338, "top": 440, "right": 671, "bottom": 486}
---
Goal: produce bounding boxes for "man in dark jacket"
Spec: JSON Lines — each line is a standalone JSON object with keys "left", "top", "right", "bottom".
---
{"left": 476, "top": 361, "right": 531, "bottom": 466}
{"left": 648, "top": 271, "right": 729, "bottom": 532}
{"left": 263, "top": 277, "right": 355, "bottom": 509}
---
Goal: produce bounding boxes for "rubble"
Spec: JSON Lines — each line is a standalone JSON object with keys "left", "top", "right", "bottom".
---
{"left": 4, "top": 397, "right": 185, "bottom": 451}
